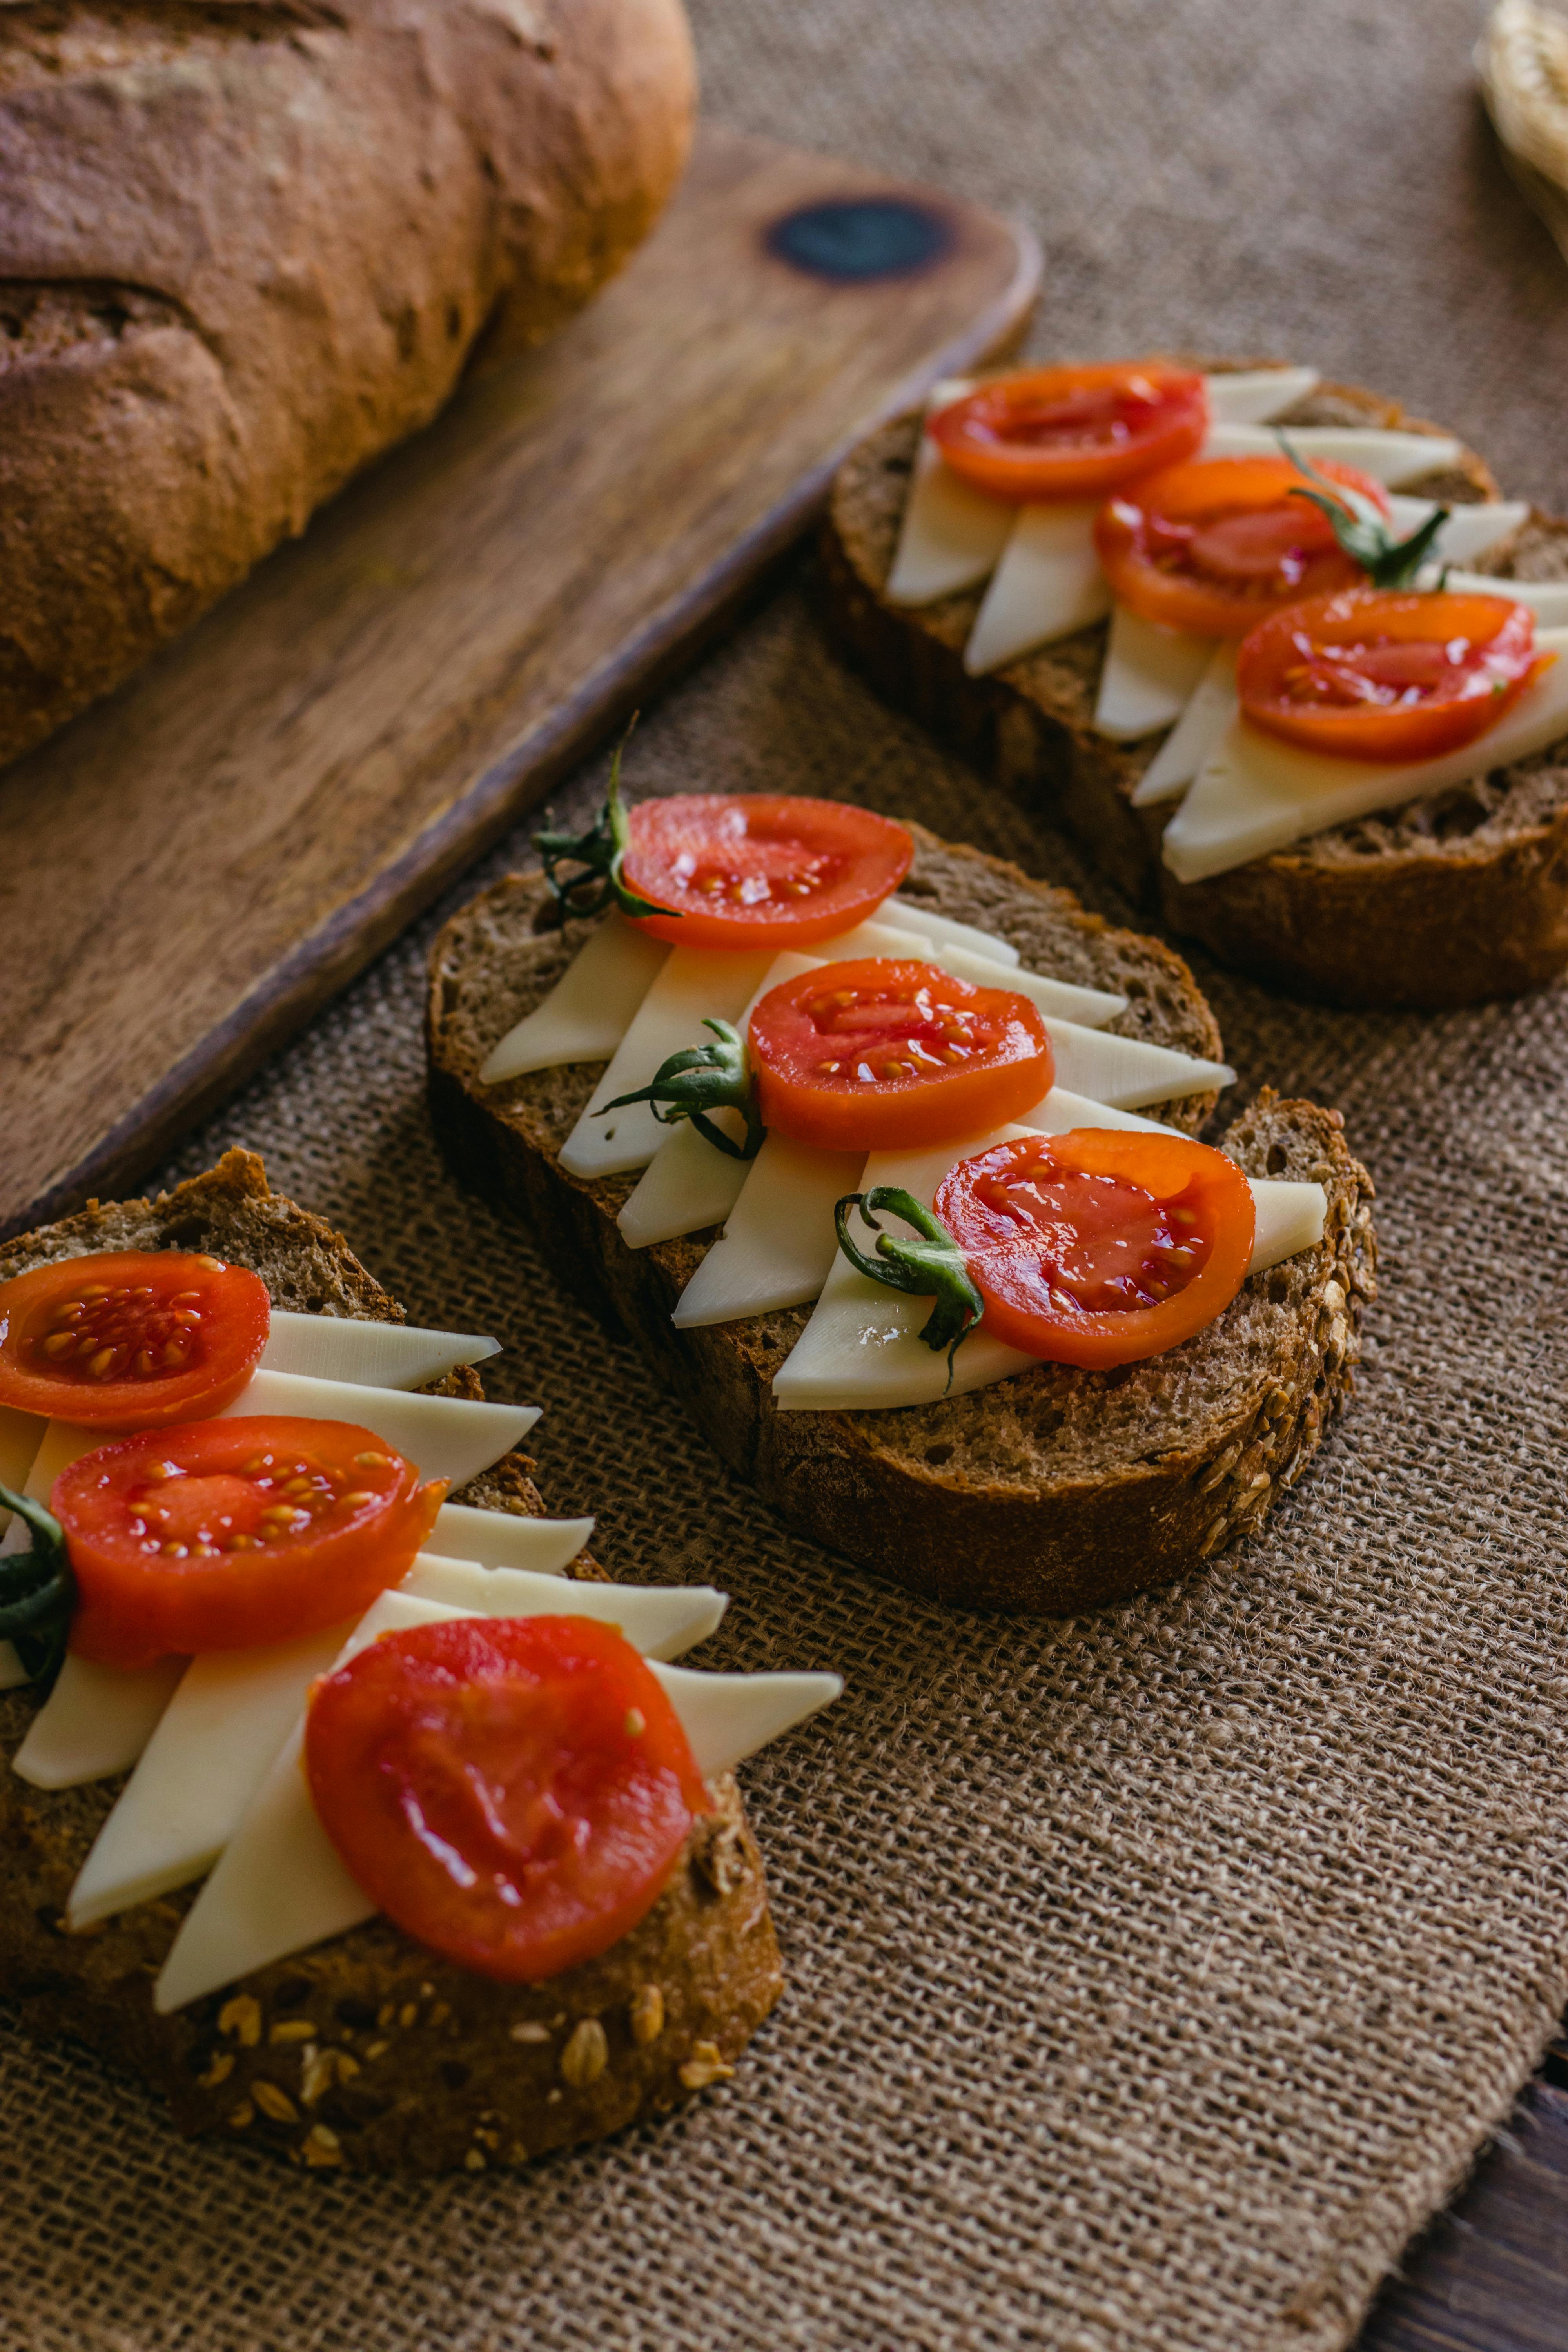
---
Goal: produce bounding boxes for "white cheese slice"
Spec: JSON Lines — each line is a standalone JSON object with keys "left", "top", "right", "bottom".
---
{"left": 919, "top": 937, "right": 1127, "bottom": 1027}
{"left": 671, "top": 1133, "right": 869, "bottom": 1328}
{"left": 885, "top": 896, "right": 1022, "bottom": 965}
{"left": 964, "top": 499, "right": 1109, "bottom": 675}
{"left": 1039, "top": 1019, "right": 1232, "bottom": 1109}
{"left": 479, "top": 912, "right": 670, "bottom": 1085}
{"left": 260, "top": 1313, "right": 500, "bottom": 1390}
{"left": 1202, "top": 367, "right": 1320, "bottom": 423}
{"left": 1430, "top": 567, "right": 1568, "bottom": 624}
{"left": 65, "top": 1557, "right": 727, "bottom": 1929}
{"left": 155, "top": 1586, "right": 838, "bottom": 2012}
{"left": 431, "top": 1501, "right": 592, "bottom": 1575}
{"left": 1131, "top": 642, "right": 1239, "bottom": 807}
{"left": 559, "top": 944, "right": 777, "bottom": 1180}
{"left": 218, "top": 1367, "right": 538, "bottom": 1491}
{"left": 1163, "top": 625, "right": 1568, "bottom": 881}
{"left": 1201, "top": 424, "right": 1464, "bottom": 486}
{"left": 1094, "top": 604, "right": 1217, "bottom": 742}
{"left": 773, "top": 1097, "right": 1326, "bottom": 1412}
{"left": 11, "top": 1653, "right": 187, "bottom": 1788}
{"left": 1385, "top": 495, "right": 1530, "bottom": 568}
{"left": 886, "top": 421, "right": 1015, "bottom": 606}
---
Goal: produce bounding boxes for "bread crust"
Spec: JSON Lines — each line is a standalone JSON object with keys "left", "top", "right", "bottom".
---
{"left": 818, "top": 371, "right": 1568, "bottom": 1007}
{"left": 0, "top": 1151, "right": 781, "bottom": 2172}
{"left": 0, "top": 0, "right": 696, "bottom": 766}
{"left": 426, "top": 843, "right": 1376, "bottom": 1614}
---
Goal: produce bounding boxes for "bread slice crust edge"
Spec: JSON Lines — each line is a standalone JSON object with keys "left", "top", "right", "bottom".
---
{"left": 818, "top": 372, "right": 1568, "bottom": 1007}
{"left": 0, "top": 1151, "right": 782, "bottom": 2174}
{"left": 426, "top": 840, "right": 1376, "bottom": 1615}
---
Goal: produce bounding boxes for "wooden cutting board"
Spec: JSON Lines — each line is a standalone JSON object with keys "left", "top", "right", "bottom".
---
{"left": 0, "top": 125, "right": 1036, "bottom": 1241}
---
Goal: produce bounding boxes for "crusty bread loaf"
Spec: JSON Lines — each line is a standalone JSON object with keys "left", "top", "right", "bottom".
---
{"left": 819, "top": 367, "right": 1568, "bottom": 1008}
{"left": 0, "top": 1151, "right": 780, "bottom": 2174}
{"left": 0, "top": 0, "right": 695, "bottom": 768}
{"left": 427, "top": 829, "right": 1376, "bottom": 1613}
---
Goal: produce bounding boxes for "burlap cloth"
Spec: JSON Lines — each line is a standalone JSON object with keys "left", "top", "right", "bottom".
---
{"left": 7, "top": 3, "right": 1568, "bottom": 2345}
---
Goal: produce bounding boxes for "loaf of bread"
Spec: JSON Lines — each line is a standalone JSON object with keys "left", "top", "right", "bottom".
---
{"left": 0, "top": 0, "right": 696, "bottom": 767}
{"left": 427, "top": 826, "right": 1376, "bottom": 1613}
{"left": 820, "top": 366, "right": 1568, "bottom": 1008}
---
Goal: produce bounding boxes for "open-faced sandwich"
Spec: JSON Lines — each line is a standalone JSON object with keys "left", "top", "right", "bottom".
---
{"left": 0, "top": 1152, "right": 837, "bottom": 2173}
{"left": 429, "top": 773, "right": 1375, "bottom": 1613}
{"left": 821, "top": 357, "right": 1568, "bottom": 1007}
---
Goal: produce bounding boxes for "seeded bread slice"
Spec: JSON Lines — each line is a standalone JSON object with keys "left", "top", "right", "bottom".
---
{"left": 426, "top": 832, "right": 1375, "bottom": 1614}
{"left": 820, "top": 366, "right": 1568, "bottom": 1007}
{"left": 0, "top": 1151, "right": 781, "bottom": 2174}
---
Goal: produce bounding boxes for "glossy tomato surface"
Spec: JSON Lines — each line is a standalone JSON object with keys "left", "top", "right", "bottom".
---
{"left": 935, "top": 1129, "right": 1255, "bottom": 1369}
{"left": 54, "top": 1416, "right": 445, "bottom": 1666}
{"left": 1094, "top": 456, "right": 1388, "bottom": 638}
{"left": 1236, "top": 588, "right": 1546, "bottom": 762}
{"left": 929, "top": 363, "right": 1208, "bottom": 501}
{"left": 306, "top": 1613, "right": 712, "bottom": 1983}
{"left": 619, "top": 794, "right": 912, "bottom": 949}
{"left": 0, "top": 1251, "right": 269, "bottom": 1432}
{"left": 749, "top": 958, "right": 1053, "bottom": 1151}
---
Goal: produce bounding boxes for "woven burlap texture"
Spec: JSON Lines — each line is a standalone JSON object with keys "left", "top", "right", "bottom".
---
{"left": 7, "top": 3, "right": 1568, "bottom": 2347}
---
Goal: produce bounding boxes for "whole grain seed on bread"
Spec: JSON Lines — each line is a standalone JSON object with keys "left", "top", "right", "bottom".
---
{"left": 820, "top": 365, "right": 1568, "bottom": 1007}
{"left": 428, "top": 828, "right": 1376, "bottom": 1613}
{"left": 0, "top": 0, "right": 695, "bottom": 769}
{"left": 0, "top": 1152, "right": 782, "bottom": 2173}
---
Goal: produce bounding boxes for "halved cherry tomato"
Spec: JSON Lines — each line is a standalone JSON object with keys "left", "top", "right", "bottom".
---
{"left": 305, "top": 1614, "right": 713, "bottom": 1983}
{"left": 749, "top": 958, "right": 1053, "bottom": 1151}
{"left": 935, "top": 1129, "right": 1255, "bottom": 1370}
{"left": 928, "top": 362, "right": 1208, "bottom": 502}
{"left": 54, "top": 1416, "right": 445, "bottom": 1666}
{"left": 1094, "top": 456, "right": 1390, "bottom": 638}
{"left": 0, "top": 1251, "right": 269, "bottom": 1432}
{"left": 619, "top": 795, "right": 912, "bottom": 950}
{"left": 1236, "top": 588, "right": 1548, "bottom": 762}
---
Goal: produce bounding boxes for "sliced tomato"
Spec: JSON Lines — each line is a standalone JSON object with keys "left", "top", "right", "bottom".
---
{"left": 618, "top": 795, "right": 912, "bottom": 950}
{"left": 935, "top": 1129, "right": 1255, "bottom": 1370}
{"left": 1094, "top": 456, "right": 1389, "bottom": 638}
{"left": 0, "top": 1251, "right": 269, "bottom": 1433}
{"left": 54, "top": 1416, "right": 445, "bottom": 1666}
{"left": 749, "top": 958, "right": 1053, "bottom": 1151}
{"left": 929, "top": 362, "right": 1208, "bottom": 501}
{"left": 1236, "top": 588, "right": 1548, "bottom": 762}
{"left": 305, "top": 1613, "right": 712, "bottom": 1983}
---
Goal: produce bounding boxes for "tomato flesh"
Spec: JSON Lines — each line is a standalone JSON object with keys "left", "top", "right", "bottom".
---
{"left": 619, "top": 794, "right": 913, "bottom": 950}
{"left": 54, "top": 1416, "right": 445, "bottom": 1666}
{"left": 305, "top": 1614, "right": 713, "bottom": 1984}
{"left": 935, "top": 1129, "right": 1255, "bottom": 1369}
{"left": 929, "top": 363, "right": 1209, "bottom": 501}
{"left": 1237, "top": 588, "right": 1546, "bottom": 762}
{"left": 749, "top": 958, "right": 1053, "bottom": 1151}
{"left": 0, "top": 1251, "right": 269, "bottom": 1432}
{"left": 1094, "top": 456, "right": 1388, "bottom": 638}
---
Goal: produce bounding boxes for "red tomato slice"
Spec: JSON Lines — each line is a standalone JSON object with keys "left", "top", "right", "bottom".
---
{"left": 1236, "top": 588, "right": 1548, "bottom": 762}
{"left": 1094, "top": 456, "right": 1390, "bottom": 638}
{"left": 619, "top": 794, "right": 913, "bottom": 950}
{"left": 0, "top": 1251, "right": 269, "bottom": 1433}
{"left": 929, "top": 363, "right": 1208, "bottom": 501}
{"left": 935, "top": 1129, "right": 1255, "bottom": 1370}
{"left": 54, "top": 1417, "right": 445, "bottom": 1667}
{"left": 305, "top": 1613, "right": 713, "bottom": 1983}
{"left": 749, "top": 958, "right": 1053, "bottom": 1151}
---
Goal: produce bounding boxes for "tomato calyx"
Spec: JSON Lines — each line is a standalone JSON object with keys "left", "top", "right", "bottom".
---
{"left": 533, "top": 722, "right": 676, "bottom": 926}
{"left": 929, "top": 362, "right": 1209, "bottom": 501}
{"left": 1277, "top": 433, "right": 1449, "bottom": 591}
{"left": 833, "top": 1186, "right": 984, "bottom": 1385}
{"left": 601, "top": 1016, "right": 765, "bottom": 1161}
{"left": 0, "top": 1481, "right": 74, "bottom": 1689}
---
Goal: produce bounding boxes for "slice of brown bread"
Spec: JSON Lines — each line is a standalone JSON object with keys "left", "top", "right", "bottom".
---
{"left": 427, "top": 829, "right": 1376, "bottom": 1614}
{"left": 0, "top": 1151, "right": 781, "bottom": 2174}
{"left": 820, "top": 364, "right": 1568, "bottom": 1007}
